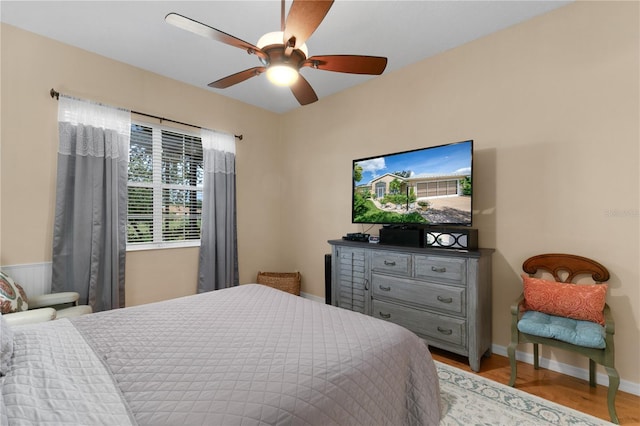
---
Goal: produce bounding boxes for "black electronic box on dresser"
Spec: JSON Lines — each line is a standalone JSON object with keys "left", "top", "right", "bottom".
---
{"left": 328, "top": 239, "right": 493, "bottom": 372}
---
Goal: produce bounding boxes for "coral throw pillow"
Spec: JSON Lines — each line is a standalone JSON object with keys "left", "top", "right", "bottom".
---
{"left": 522, "top": 274, "right": 607, "bottom": 325}
{"left": 0, "top": 271, "right": 29, "bottom": 314}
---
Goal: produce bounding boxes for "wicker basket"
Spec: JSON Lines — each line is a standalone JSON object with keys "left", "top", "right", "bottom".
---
{"left": 256, "top": 271, "right": 301, "bottom": 296}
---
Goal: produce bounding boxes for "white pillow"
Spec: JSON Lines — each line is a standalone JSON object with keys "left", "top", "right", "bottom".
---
{"left": 0, "top": 313, "right": 13, "bottom": 375}
{"left": 0, "top": 270, "right": 28, "bottom": 314}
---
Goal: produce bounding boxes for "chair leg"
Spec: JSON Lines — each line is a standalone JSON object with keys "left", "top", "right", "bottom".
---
{"left": 507, "top": 342, "right": 518, "bottom": 387}
{"left": 533, "top": 344, "right": 539, "bottom": 369}
{"left": 605, "top": 366, "right": 620, "bottom": 424}
{"left": 589, "top": 359, "right": 596, "bottom": 387}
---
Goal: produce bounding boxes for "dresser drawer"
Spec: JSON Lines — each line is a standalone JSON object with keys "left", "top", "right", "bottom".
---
{"left": 371, "top": 252, "right": 411, "bottom": 276}
{"left": 415, "top": 255, "right": 466, "bottom": 284}
{"left": 373, "top": 299, "right": 466, "bottom": 347}
{"left": 372, "top": 274, "right": 465, "bottom": 315}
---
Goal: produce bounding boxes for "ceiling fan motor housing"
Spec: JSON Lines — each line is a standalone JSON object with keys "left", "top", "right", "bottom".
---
{"left": 260, "top": 46, "right": 307, "bottom": 70}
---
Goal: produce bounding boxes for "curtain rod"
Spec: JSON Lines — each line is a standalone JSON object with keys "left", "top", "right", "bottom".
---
{"left": 50, "top": 89, "right": 243, "bottom": 141}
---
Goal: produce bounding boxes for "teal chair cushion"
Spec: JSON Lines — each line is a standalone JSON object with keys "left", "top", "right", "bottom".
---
{"left": 518, "top": 310, "right": 606, "bottom": 349}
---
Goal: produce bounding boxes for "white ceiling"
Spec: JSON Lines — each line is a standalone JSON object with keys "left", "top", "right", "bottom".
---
{"left": 1, "top": 0, "right": 571, "bottom": 114}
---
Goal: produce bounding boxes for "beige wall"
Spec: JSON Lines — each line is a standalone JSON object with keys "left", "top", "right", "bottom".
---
{"left": 0, "top": 23, "right": 284, "bottom": 305}
{"left": 280, "top": 1, "right": 639, "bottom": 387}
{"left": 1, "top": 1, "right": 638, "bottom": 388}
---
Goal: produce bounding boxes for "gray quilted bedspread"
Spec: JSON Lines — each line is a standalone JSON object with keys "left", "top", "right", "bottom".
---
{"left": 6, "top": 284, "right": 441, "bottom": 425}
{"left": 2, "top": 319, "right": 136, "bottom": 425}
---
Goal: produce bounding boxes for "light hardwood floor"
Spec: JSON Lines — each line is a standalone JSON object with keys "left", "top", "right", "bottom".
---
{"left": 430, "top": 347, "right": 640, "bottom": 425}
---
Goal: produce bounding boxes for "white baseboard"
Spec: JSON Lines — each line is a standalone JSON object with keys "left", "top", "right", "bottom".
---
{"left": 300, "top": 291, "right": 325, "bottom": 304}
{"left": 492, "top": 344, "right": 640, "bottom": 397}
{"left": 0, "top": 262, "right": 52, "bottom": 297}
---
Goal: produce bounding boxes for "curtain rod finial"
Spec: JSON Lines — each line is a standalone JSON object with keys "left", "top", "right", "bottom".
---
{"left": 50, "top": 89, "right": 59, "bottom": 100}
{"left": 235, "top": 134, "right": 243, "bottom": 141}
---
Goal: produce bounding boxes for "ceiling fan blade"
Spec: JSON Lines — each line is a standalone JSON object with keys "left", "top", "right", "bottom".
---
{"left": 290, "top": 74, "right": 318, "bottom": 105}
{"left": 208, "top": 67, "right": 266, "bottom": 89}
{"left": 283, "top": 0, "right": 334, "bottom": 55}
{"left": 166, "top": 13, "right": 266, "bottom": 60}
{"left": 304, "top": 55, "right": 388, "bottom": 75}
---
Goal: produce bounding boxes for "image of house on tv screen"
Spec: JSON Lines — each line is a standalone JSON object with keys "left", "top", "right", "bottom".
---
{"left": 353, "top": 141, "right": 473, "bottom": 226}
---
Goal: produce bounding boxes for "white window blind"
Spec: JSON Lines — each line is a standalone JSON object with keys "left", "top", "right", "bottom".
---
{"left": 127, "top": 123, "right": 203, "bottom": 248}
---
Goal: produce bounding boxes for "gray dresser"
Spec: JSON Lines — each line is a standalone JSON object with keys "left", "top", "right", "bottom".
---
{"left": 328, "top": 239, "right": 493, "bottom": 372}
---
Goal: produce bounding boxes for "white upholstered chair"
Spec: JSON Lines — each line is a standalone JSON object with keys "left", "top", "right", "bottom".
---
{"left": 3, "top": 291, "right": 92, "bottom": 326}
{"left": 1, "top": 270, "right": 92, "bottom": 326}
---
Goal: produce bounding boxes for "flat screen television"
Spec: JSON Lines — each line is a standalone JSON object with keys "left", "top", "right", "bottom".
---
{"left": 352, "top": 140, "right": 473, "bottom": 226}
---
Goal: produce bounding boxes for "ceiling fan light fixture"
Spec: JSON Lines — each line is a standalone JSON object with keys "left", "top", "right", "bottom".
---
{"left": 257, "top": 31, "right": 308, "bottom": 57}
{"left": 266, "top": 64, "right": 299, "bottom": 86}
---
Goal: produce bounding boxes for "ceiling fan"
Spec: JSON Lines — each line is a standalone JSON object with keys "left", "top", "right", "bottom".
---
{"left": 165, "top": 0, "right": 387, "bottom": 106}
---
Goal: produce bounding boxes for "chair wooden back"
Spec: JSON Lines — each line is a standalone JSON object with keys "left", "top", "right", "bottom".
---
{"left": 522, "top": 253, "right": 610, "bottom": 283}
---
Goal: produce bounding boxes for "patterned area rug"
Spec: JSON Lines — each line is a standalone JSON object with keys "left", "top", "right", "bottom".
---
{"left": 437, "top": 361, "right": 613, "bottom": 425}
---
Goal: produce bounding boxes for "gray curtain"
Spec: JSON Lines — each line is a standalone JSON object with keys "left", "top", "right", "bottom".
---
{"left": 197, "top": 129, "right": 238, "bottom": 292}
{"left": 52, "top": 96, "right": 130, "bottom": 312}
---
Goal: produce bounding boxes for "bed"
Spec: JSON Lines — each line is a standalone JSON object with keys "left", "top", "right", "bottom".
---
{"left": 1, "top": 284, "right": 441, "bottom": 425}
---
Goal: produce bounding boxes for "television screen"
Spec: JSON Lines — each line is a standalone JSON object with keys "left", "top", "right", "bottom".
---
{"left": 352, "top": 140, "right": 473, "bottom": 226}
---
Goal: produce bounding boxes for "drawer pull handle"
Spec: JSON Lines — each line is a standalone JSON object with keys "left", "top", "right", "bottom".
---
{"left": 384, "top": 260, "right": 396, "bottom": 266}
{"left": 437, "top": 327, "right": 453, "bottom": 335}
{"left": 379, "top": 285, "right": 391, "bottom": 292}
{"left": 431, "top": 266, "right": 447, "bottom": 273}
{"left": 379, "top": 312, "right": 391, "bottom": 319}
{"left": 364, "top": 279, "right": 369, "bottom": 291}
{"left": 437, "top": 295, "right": 453, "bottom": 304}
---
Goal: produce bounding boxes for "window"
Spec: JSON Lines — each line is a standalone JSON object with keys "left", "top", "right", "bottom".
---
{"left": 127, "top": 123, "right": 203, "bottom": 248}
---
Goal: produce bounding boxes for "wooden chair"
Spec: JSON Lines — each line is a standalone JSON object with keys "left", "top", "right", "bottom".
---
{"left": 507, "top": 253, "right": 619, "bottom": 424}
